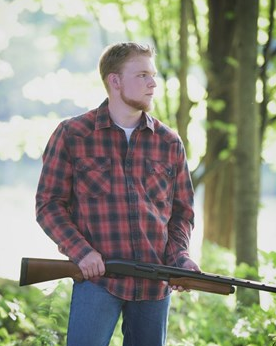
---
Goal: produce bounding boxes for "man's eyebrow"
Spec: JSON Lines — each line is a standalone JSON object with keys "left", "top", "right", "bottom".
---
{"left": 137, "top": 69, "right": 158, "bottom": 75}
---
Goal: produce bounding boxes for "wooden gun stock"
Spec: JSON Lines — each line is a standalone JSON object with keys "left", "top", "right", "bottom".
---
{"left": 20, "top": 258, "right": 83, "bottom": 286}
{"left": 19, "top": 258, "right": 276, "bottom": 296}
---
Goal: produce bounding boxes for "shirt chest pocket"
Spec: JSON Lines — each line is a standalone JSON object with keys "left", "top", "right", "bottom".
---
{"left": 74, "top": 157, "right": 111, "bottom": 197}
{"left": 145, "top": 159, "right": 176, "bottom": 201}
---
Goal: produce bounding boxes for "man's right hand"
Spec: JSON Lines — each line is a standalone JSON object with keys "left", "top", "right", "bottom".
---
{"left": 78, "top": 251, "right": 105, "bottom": 280}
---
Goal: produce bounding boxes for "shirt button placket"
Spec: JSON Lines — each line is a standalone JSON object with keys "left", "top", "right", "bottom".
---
{"left": 125, "top": 150, "right": 143, "bottom": 300}
{"left": 125, "top": 156, "right": 139, "bottom": 256}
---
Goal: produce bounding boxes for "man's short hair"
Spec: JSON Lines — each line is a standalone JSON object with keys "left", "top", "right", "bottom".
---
{"left": 99, "top": 42, "right": 155, "bottom": 90}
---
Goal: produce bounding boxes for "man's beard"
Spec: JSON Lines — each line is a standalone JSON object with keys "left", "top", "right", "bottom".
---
{"left": 120, "top": 89, "right": 153, "bottom": 112}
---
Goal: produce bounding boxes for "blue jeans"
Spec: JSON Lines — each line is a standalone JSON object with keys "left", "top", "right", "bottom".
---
{"left": 67, "top": 281, "right": 171, "bottom": 346}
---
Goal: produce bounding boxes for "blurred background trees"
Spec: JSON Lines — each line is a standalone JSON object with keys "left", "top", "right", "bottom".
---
{"left": 1, "top": 0, "right": 276, "bottom": 343}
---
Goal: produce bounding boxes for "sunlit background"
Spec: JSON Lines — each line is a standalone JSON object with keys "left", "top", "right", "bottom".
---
{"left": 0, "top": 0, "right": 276, "bottom": 307}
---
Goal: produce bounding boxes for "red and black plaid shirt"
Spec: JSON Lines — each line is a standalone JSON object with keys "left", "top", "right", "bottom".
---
{"left": 36, "top": 99, "right": 194, "bottom": 301}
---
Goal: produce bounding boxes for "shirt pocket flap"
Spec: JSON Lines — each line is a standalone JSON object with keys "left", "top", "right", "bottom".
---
{"left": 75, "top": 157, "right": 111, "bottom": 172}
{"left": 145, "top": 159, "right": 176, "bottom": 178}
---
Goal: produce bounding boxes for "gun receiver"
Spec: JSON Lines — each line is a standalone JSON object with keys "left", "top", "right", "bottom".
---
{"left": 19, "top": 258, "right": 276, "bottom": 296}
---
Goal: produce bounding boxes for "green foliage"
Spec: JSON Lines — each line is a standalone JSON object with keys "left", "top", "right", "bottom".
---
{"left": 0, "top": 279, "right": 71, "bottom": 345}
{"left": 225, "top": 56, "right": 239, "bottom": 68}
{"left": 52, "top": 16, "right": 92, "bottom": 54}
{"left": 260, "top": 250, "right": 276, "bottom": 267}
{"left": 0, "top": 248, "right": 275, "bottom": 345}
{"left": 167, "top": 291, "right": 236, "bottom": 346}
{"left": 235, "top": 262, "right": 259, "bottom": 280}
{"left": 207, "top": 99, "right": 226, "bottom": 114}
{"left": 205, "top": 119, "right": 237, "bottom": 160}
{"left": 166, "top": 247, "right": 276, "bottom": 346}
{"left": 201, "top": 241, "right": 236, "bottom": 275}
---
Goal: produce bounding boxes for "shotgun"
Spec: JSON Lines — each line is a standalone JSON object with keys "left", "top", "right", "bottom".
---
{"left": 19, "top": 258, "right": 276, "bottom": 296}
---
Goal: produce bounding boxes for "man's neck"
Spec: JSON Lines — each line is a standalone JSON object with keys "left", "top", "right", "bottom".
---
{"left": 108, "top": 98, "right": 142, "bottom": 128}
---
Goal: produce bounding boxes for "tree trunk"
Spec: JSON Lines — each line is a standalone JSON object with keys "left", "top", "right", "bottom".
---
{"left": 175, "top": 0, "right": 190, "bottom": 149}
{"left": 204, "top": 0, "right": 237, "bottom": 248}
{"left": 234, "top": 0, "right": 260, "bottom": 305}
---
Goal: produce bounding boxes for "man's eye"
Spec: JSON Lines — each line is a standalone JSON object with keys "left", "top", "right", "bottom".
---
{"left": 138, "top": 74, "right": 146, "bottom": 78}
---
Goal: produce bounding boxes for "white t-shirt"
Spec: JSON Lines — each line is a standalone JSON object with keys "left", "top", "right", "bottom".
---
{"left": 116, "top": 124, "right": 136, "bottom": 143}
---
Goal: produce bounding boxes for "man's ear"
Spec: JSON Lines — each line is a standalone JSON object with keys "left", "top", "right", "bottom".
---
{"left": 107, "top": 73, "right": 121, "bottom": 90}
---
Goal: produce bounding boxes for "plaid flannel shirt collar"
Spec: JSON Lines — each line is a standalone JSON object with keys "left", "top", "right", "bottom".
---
{"left": 95, "top": 98, "right": 155, "bottom": 133}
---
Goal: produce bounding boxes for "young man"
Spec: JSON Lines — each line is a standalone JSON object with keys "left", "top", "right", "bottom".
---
{"left": 36, "top": 42, "right": 200, "bottom": 346}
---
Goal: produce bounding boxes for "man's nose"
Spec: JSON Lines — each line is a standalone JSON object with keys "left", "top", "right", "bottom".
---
{"left": 148, "top": 76, "right": 157, "bottom": 88}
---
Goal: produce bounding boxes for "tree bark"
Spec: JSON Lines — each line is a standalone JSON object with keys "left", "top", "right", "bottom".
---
{"left": 234, "top": 0, "right": 260, "bottom": 305}
{"left": 204, "top": 0, "right": 237, "bottom": 248}
{"left": 175, "top": 0, "right": 190, "bottom": 149}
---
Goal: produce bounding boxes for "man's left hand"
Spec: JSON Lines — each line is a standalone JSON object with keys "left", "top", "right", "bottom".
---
{"left": 170, "top": 257, "right": 201, "bottom": 293}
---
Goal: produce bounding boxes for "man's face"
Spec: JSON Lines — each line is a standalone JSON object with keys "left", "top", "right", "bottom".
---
{"left": 118, "top": 55, "right": 157, "bottom": 112}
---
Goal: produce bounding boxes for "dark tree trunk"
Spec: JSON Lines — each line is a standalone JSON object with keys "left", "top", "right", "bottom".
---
{"left": 204, "top": 0, "right": 237, "bottom": 248}
{"left": 234, "top": 0, "right": 260, "bottom": 305}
